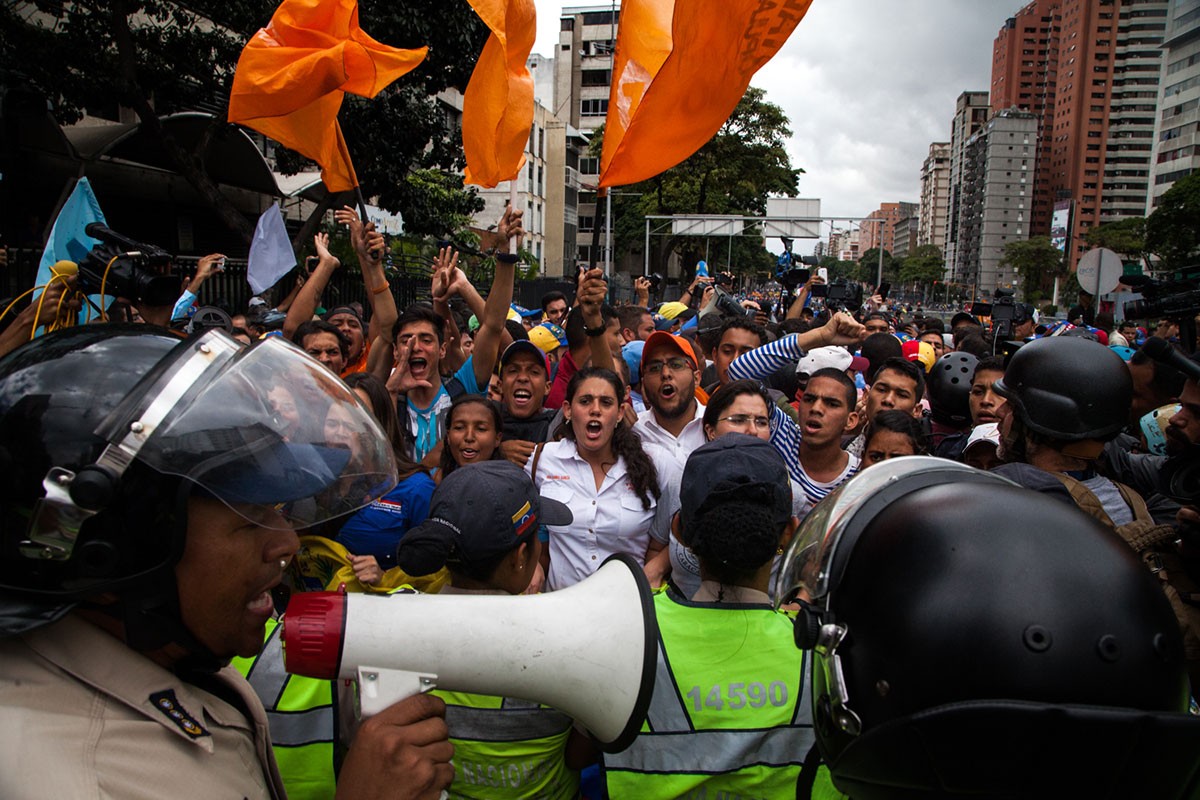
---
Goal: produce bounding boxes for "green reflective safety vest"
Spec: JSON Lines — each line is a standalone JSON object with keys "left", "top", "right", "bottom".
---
{"left": 604, "top": 588, "right": 835, "bottom": 800}
{"left": 232, "top": 618, "right": 338, "bottom": 800}
{"left": 434, "top": 689, "right": 579, "bottom": 800}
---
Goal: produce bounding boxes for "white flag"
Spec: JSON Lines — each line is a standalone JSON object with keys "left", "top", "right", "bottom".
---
{"left": 247, "top": 203, "right": 295, "bottom": 294}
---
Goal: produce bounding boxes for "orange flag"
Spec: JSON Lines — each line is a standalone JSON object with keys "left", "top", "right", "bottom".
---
{"left": 229, "top": 0, "right": 427, "bottom": 192}
{"left": 599, "top": 0, "right": 813, "bottom": 188}
{"left": 462, "top": 0, "right": 536, "bottom": 188}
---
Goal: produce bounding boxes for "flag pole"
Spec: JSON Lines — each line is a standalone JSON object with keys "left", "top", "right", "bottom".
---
{"left": 353, "top": 185, "right": 381, "bottom": 261}
{"left": 588, "top": 186, "right": 607, "bottom": 273}
{"left": 509, "top": 180, "right": 518, "bottom": 255}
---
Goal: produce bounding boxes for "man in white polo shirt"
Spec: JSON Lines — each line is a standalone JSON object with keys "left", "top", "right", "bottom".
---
{"left": 633, "top": 331, "right": 707, "bottom": 466}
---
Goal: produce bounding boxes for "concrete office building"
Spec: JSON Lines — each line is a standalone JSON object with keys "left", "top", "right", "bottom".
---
{"left": 1148, "top": 0, "right": 1200, "bottom": 209}
{"left": 919, "top": 142, "right": 951, "bottom": 250}
{"left": 946, "top": 91, "right": 992, "bottom": 282}
{"left": 891, "top": 213, "right": 920, "bottom": 260}
{"left": 956, "top": 109, "right": 1040, "bottom": 295}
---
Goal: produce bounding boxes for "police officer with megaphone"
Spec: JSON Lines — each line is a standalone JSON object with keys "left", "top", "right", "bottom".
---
{"left": 0, "top": 326, "right": 455, "bottom": 799}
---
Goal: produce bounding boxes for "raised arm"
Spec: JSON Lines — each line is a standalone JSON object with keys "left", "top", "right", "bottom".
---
{"left": 470, "top": 207, "right": 524, "bottom": 387}
{"left": 283, "top": 233, "right": 337, "bottom": 339}
{"left": 333, "top": 206, "right": 397, "bottom": 349}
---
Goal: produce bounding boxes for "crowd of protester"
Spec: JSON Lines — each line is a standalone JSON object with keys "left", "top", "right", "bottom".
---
{"left": 1, "top": 206, "right": 1198, "bottom": 800}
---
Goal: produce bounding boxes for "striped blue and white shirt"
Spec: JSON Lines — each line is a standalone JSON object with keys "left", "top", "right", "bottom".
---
{"left": 727, "top": 333, "right": 808, "bottom": 483}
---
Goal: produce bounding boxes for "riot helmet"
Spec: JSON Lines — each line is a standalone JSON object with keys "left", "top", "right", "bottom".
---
{"left": 777, "top": 457, "right": 1197, "bottom": 800}
{"left": 0, "top": 326, "right": 396, "bottom": 638}
{"left": 993, "top": 335, "right": 1131, "bottom": 441}
{"left": 925, "top": 352, "right": 976, "bottom": 426}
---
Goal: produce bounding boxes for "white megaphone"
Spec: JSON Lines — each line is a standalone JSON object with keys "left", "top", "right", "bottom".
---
{"left": 282, "top": 554, "right": 657, "bottom": 753}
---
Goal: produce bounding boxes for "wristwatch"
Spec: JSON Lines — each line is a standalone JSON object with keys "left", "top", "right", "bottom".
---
{"left": 584, "top": 321, "right": 608, "bottom": 337}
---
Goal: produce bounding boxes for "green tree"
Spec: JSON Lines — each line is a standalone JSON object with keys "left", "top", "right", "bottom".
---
{"left": 0, "top": 1, "right": 487, "bottom": 243}
{"left": 1145, "top": 172, "right": 1200, "bottom": 272}
{"left": 899, "top": 244, "right": 945, "bottom": 294}
{"left": 595, "top": 87, "right": 803, "bottom": 279}
{"left": 999, "top": 236, "right": 1064, "bottom": 301}
{"left": 857, "top": 248, "right": 899, "bottom": 286}
{"left": 1084, "top": 216, "right": 1146, "bottom": 261}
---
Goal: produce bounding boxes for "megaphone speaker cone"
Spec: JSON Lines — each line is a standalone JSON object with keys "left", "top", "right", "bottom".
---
{"left": 282, "top": 554, "right": 658, "bottom": 753}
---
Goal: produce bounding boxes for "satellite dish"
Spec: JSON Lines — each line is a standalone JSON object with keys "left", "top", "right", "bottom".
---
{"left": 1076, "top": 248, "right": 1123, "bottom": 296}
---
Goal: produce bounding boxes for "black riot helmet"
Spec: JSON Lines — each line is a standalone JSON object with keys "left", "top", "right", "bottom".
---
{"left": 0, "top": 326, "right": 397, "bottom": 643}
{"left": 994, "top": 335, "right": 1131, "bottom": 441}
{"left": 924, "top": 351, "right": 976, "bottom": 426}
{"left": 776, "top": 457, "right": 1199, "bottom": 800}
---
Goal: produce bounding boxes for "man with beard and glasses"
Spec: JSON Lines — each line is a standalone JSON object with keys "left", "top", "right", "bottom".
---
{"left": 633, "top": 333, "right": 706, "bottom": 467}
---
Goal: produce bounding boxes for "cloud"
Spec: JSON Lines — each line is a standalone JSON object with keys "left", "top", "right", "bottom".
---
{"left": 535, "top": 1, "right": 1002, "bottom": 249}
{"left": 753, "top": 0, "right": 997, "bottom": 224}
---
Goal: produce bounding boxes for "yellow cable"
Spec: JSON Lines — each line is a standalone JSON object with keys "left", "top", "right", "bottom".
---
{"left": 0, "top": 285, "right": 40, "bottom": 327}
{"left": 98, "top": 254, "right": 120, "bottom": 321}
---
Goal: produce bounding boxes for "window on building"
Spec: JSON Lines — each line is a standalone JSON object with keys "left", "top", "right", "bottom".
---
{"left": 581, "top": 99, "right": 608, "bottom": 116}
{"left": 581, "top": 69, "right": 611, "bottom": 86}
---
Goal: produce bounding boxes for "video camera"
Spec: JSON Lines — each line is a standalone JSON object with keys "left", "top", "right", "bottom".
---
{"left": 989, "top": 288, "right": 1018, "bottom": 341}
{"left": 822, "top": 278, "right": 863, "bottom": 313}
{"left": 1121, "top": 266, "right": 1200, "bottom": 353}
{"left": 79, "top": 223, "right": 178, "bottom": 307}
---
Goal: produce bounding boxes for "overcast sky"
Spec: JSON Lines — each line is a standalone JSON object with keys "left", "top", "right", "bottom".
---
{"left": 533, "top": 1, "right": 1003, "bottom": 252}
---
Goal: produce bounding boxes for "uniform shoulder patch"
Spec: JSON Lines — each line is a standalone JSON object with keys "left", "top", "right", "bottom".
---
{"left": 148, "top": 689, "right": 210, "bottom": 739}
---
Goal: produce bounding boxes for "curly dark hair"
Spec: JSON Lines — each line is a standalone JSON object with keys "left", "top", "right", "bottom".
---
{"left": 556, "top": 367, "right": 660, "bottom": 509}
{"left": 690, "top": 502, "right": 780, "bottom": 587}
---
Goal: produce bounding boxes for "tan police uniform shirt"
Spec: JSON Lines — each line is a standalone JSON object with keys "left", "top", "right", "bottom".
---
{"left": 0, "top": 613, "right": 286, "bottom": 799}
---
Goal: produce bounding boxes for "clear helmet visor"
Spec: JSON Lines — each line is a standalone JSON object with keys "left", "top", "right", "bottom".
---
{"left": 95, "top": 331, "right": 397, "bottom": 529}
{"left": 773, "top": 457, "right": 991, "bottom": 609}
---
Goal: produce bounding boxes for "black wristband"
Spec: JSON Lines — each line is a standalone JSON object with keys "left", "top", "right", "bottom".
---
{"left": 496, "top": 252, "right": 520, "bottom": 264}
{"left": 584, "top": 322, "right": 608, "bottom": 337}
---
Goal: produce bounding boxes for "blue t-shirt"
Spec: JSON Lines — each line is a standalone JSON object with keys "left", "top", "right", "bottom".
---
{"left": 336, "top": 471, "right": 436, "bottom": 568}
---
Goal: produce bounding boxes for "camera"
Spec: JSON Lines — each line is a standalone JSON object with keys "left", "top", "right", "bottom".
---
{"left": 647, "top": 272, "right": 664, "bottom": 289}
{"left": 714, "top": 286, "right": 754, "bottom": 319}
{"left": 823, "top": 278, "right": 863, "bottom": 313}
{"left": 79, "top": 223, "right": 178, "bottom": 307}
{"left": 1121, "top": 266, "right": 1200, "bottom": 353}
{"left": 990, "top": 288, "right": 1018, "bottom": 341}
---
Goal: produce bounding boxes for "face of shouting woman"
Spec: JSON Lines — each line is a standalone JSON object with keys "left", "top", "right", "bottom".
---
{"left": 565, "top": 377, "right": 621, "bottom": 458}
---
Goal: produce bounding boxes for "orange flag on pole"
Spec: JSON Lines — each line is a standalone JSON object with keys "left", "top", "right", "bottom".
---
{"left": 229, "top": 0, "right": 427, "bottom": 192}
{"left": 462, "top": 0, "right": 537, "bottom": 188}
{"left": 599, "top": 0, "right": 813, "bottom": 188}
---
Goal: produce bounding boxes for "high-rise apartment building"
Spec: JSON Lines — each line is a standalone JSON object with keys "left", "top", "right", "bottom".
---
{"left": 919, "top": 142, "right": 951, "bottom": 250}
{"left": 555, "top": 5, "right": 619, "bottom": 268}
{"left": 945, "top": 91, "right": 991, "bottom": 281}
{"left": 1052, "top": 0, "right": 1168, "bottom": 265}
{"left": 956, "top": 109, "right": 1040, "bottom": 295}
{"left": 990, "top": 0, "right": 1169, "bottom": 269}
{"left": 991, "top": 0, "right": 1061, "bottom": 239}
{"left": 1148, "top": 0, "right": 1200, "bottom": 209}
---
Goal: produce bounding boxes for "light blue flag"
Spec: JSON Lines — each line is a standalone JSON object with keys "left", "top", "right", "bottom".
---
{"left": 247, "top": 202, "right": 296, "bottom": 295}
{"left": 36, "top": 177, "right": 107, "bottom": 318}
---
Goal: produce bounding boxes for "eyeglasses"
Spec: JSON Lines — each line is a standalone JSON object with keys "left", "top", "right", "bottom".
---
{"left": 643, "top": 357, "right": 692, "bottom": 375}
{"left": 717, "top": 414, "right": 771, "bottom": 430}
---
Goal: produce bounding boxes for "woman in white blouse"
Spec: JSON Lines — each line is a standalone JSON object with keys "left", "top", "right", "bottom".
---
{"left": 528, "top": 367, "right": 680, "bottom": 591}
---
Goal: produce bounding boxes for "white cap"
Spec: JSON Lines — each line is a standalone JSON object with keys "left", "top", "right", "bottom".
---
{"left": 797, "top": 345, "right": 852, "bottom": 375}
{"left": 963, "top": 423, "right": 1001, "bottom": 454}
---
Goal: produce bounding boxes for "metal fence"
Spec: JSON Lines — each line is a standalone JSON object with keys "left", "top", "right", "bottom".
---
{"left": 2, "top": 247, "right": 687, "bottom": 319}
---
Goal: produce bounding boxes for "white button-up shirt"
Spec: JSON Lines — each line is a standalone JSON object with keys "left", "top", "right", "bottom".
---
{"left": 632, "top": 402, "right": 707, "bottom": 468}
{"left": 529, "top": 439, "right": 681, "bottom": 591}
